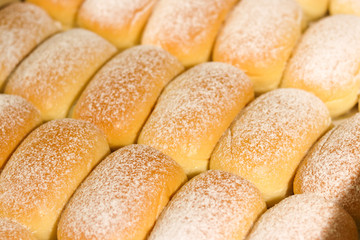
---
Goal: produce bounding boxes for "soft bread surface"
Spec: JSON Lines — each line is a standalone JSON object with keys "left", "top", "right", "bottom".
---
{"left": 294, "top": 113, "right": 360, "bottom": 225}
{"left": 138, "top": 62, "right": 254, "bottom": 176}
{"left": 281, "top": 15, "right": 360, "bottom": 117}
{"left": 0, "top": 119, "right": 110, "bottom": 240}
{"left": 5, "top": 28, "right": 117, "bottom": 121}
{"left": 142, "top": 0, "right": 237, "bottom": 67}
{"left": 26, "top": 0, "right": 84, "bottom": 29}
{"left": 72, "top": 45, "right": 184, "bottom": 149}
{"left": 58, "top": 144, "right": 187, "bottom": 240}
{"left": 149, "top": 170, "right": 266, "bottom": 240}
{"left": 213, "top": 0, "right": 302, "bottom": 93}
{"left": 247, "top": 194, "right": 358, "bottom": 240}
{"left": 0, "top": 218, "right": 36, "bottom": 240}
{"left": 0, "top": 94, "right": 41, "bottom": 169}
{"left": 77, "top": 0, "right": 158, "bottom": 48}
{"left": 330, "top": 0, "right": 360, "bottom": 16}
{"left": 0, "top": 2, "right": 59, "bottom": 89}
{"left": 296, "top": 0, "right": 329, "bottom": 24}
{"left": 0, "top": 0, "right": 18, "bottom": 8}
{"left": 210, "top": 88, "right": 331, "bottom": 206}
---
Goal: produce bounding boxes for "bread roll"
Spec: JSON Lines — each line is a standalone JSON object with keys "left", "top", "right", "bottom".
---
{"left": 138, "top": 62, "right": 254, "bottom": 176}
{"left": 0, "top": 119, "right": 110, "bottom": 240}
{"left": 0, "top": 94, "right": 41, "bottom": 169}
{"left": 149, "top": 170, "right": 266, "bottom": 240}
{"left": 281, "top": 15, "right": 360, "bottom": 117}
{"left": 210, "top": 88, "right": 331, "bottom": 206}
{"left": 0, "top": 218, "right": 36, "bottom": 240}
{"left": 58, "top": 144, "right": 186, "bottom": 240}
{"left": 142, "top": 0, "right": 237, "bottom": 67}
{"left": 213, "top": 0, "right": 302, "bottom": 93}
{"left": 26, "top": 0, "right": 84, "bottom": 29}
{"left": 294, "top": 113, "right": 360, "bottom": 225}
{"left": 0, "top": 0, "right": 18, "bottom": 8}
{"left": 5, "top": 29, "right": 117, "bottom": 121}
{"left": 0, "top": 2, "right": 59, "bottom": 90}
{"left": 77, "top": 0, "right": 158, "bottom": 49}
{"left": 72, "top": 45, "right": 184, "bottom": 149}
{"left": 330, "top": 0, "right": 360, "bottom": 15}
{"left": 296, "top": 0, "right": 329, "bottom": 24}
{"left": 247, "top": 194, "right": 357, "bottom": 240}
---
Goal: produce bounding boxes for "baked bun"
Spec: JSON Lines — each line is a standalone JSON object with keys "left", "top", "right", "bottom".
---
{"left": 149, "top": 170, "right": 266, "bottom": 240}
{"left": 330, "top": 0, "right": 360, "bottom": 16}
{"left": 213, "top": 0, "right": 302, "bottom": 93}
{"left": 294, "top": 113, "right": 360, "bottom": 225}
{"left": 26, "top": 0, "right": 84, "bottom": 29}
{"left": 72, "top": 45, "right": 184, "bottom": 149}
{"left": 281, "top": 15, "right": 360, "bottom": 117}
{"left": 0, "top": 218, "right": 36, "bottom": 240}
{"left": 5, "top": 29, "right": 117, "bottom": 121}
{"left": 77, "top": 0, "right": 157, "bottom": 48}
{"left": 296, "top": 0, "right": 329, "bottom": 25}
{"left": 142, "top": 0, "right": 237, "bottom": 67}
{"left": 210, "top": 88, "right": 331, "bottom": 206}
{"left": 0, "top": 119, "right": 110, "bottom": 240}
{"left": 58, "top": 144, "right": 186, "bottom": 240}
{"left": 0, "top": 2, "right": 59, "bottom": 90}
{"left": 138, "top": 62, "right": 254, "bottom": 176}
{"left": 0, "top": 0, "right": 18, "bottom": 8}
{"left": 247, "top": 194, "right": 357, "bottom": 240}
{"left": 0, "top": 94, "right": 41, "bottom": 169}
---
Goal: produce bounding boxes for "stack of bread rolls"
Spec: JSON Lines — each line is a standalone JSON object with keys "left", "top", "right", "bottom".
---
{"left": 0, "top": 0, "right": 360, "bottom": 239}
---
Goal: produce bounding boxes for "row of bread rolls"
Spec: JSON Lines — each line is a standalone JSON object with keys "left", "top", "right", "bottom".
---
{"left": 4, "top": 1, "right": 360, "bottom": 119}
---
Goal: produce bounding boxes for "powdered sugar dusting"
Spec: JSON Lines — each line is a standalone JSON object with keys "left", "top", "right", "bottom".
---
{"left": 58, "top": 144, "right": 186, "bottom": 240}
{"left": 247, "top": 194, "right": 357, "bottom": 240}
{"left": 149, "top": 170, "right": 266, "bottom": 240}
{"left": 210, "top": 88, "right": 330, "bottom": 202}
{"left": 282, "top": 15, "right": 360, "bottom": 101}
{"left": 142, "top": 0, "right": 237, "bottom": 62}
{"left": 0, "top": 94, "right": 41, "bottom": 168}
{"left": 138, "top": 62, "right": 253, "bottom": 172}
{"left": 5, "top": 28, "right": 116, "bottom": 120}
{"left": 73, "top": 45, "right": 183, "bottom": 148}
{"left": 0, "top": 2, "right": 59, "bottom": 87}
{"left": 214, "top": 0, "right": 302, "bottom": 71}
{"left": 0, "top": 119, "right": 109, "bottom": 238}
{"left": 0, "top": 218, "right": 36, "bottom": 240}
{"left": 294, "top": 113, "right": 360, "bottom": 221}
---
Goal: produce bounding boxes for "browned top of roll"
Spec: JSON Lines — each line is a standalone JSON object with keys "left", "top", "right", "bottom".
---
{"left": 58, "top": 144, "right": 186, "bottom": 240}
{"left": 0, "top": 2, "right": 59, "bottom": 89}
{"left": 0, "top": 94, "right": 41, "bottom": 169}
{"left": 0, "top": 218, "right": 36, "bottom": 240}
{"left": 72, "top": 45, "right": 184, "bottom": 149}
{"left": 248, "top": 194, "right": 358, "bottom": 240}
{"left": 294, "top": 113, "right": 360, "bottom": 222}
{"left": 149, "top": 170, "right": 266, "bottom": 240}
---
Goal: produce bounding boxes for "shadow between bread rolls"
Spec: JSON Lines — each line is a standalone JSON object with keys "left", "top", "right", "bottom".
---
{"left": 138, "top": 62, "right": 254, "bottom": 177}
{"left": 210, "top": 88, "right": 331, "bottom": 206}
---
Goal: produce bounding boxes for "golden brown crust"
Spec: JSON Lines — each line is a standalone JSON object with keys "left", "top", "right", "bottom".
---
{"left": 72, "top": 45, "right": 184, "bottom": 149}
{"left": 149, "top": 170, "right": 266, "bottom": 240}
{"left": 210, "top": 88, "right": 331, "bottom": 206}
{"left": 26, "top": 0, "right": 84, "bottom": 29}
{"left": 248, "top": 194, "right": 358, "bottom": 240}
{"left": 138, "top": 62, "right": 254, "bottom": 176}
{"left": 213, "top": 0, "right": 302, "bottom": 93}
{"left": 294, "top": 113, "right": 360, "bottom": 225}
{"left": 142, "top": 0, "right": 237, "bottom": 67}
{"left": 77, "top": 0, "right": 157, "bottom": 48}
{"left": 58, "top": 144, "right": 187, "bottom": 240}
{"left": 0, "top": 218, "right": 36, "bottom": 240}
{"left": 330, "top": 0, "right": 360, "bottom": 16}
{"left": 5, "top": 29, "right": 117, "bottom": 121}
{"left": 0, "top": 2, "right": 60, "bottom": 90}
{"left": 281, "top": 15, "right": 360, "bottom": 117}
{"left": 0, "top": 94, "right": 41, "bottom": 170}
{"left": 0, "top": 119, "right": 110, "bottom": 240}
{"left": 296, "top": 0, "right": 329, "bottom": 24}
{"left": 0, "top": 0, "right": 18, "bottom": 8}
